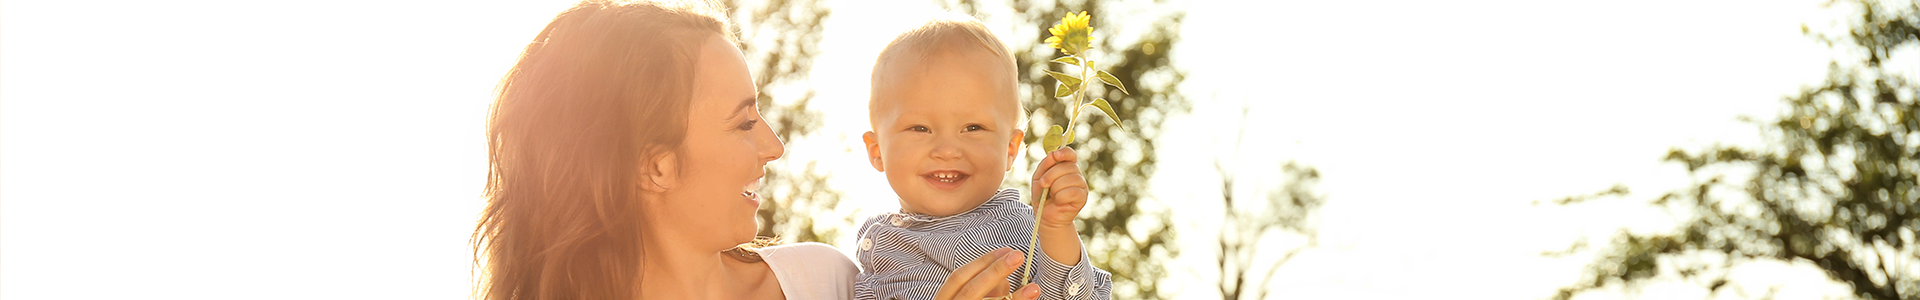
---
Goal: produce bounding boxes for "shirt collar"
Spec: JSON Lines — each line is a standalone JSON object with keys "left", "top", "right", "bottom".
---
{"left": 893, "top": 189, "right": 1024, "bottom": 226}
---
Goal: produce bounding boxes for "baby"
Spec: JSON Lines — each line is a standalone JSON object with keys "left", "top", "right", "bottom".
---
{"left": 852, "top": 14, "right": 1112, "bottom": 300}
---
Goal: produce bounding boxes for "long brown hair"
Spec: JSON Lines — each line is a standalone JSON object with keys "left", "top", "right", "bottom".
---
{"left": 473, "top": 1, "right": 735, "bottom": 299}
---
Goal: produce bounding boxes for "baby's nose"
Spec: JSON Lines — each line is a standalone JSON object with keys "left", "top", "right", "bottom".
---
{"left": 930, "top": 143, "right": 962, "bottom": 160}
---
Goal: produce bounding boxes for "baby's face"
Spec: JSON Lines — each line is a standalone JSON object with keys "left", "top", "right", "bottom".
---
{"left": 865, "top": 50, "right": 1022, "bottom": 217}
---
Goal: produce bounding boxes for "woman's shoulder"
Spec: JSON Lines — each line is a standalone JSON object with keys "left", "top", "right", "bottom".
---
{"left": 758, "top": 242, "right": 856, "bottom": 300}
{"left": 759, "top": 242, "right": 853, "bottom": 264}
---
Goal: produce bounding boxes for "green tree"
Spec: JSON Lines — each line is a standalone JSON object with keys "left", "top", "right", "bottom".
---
{"left": 724, "top": 0, "right": 851, "bottom": 244}
{"left": 938, "top": 0, "right": 1191, "bottom": 298}
{"left": 1549, "top": 1, "right": 1918, "bottom": 299}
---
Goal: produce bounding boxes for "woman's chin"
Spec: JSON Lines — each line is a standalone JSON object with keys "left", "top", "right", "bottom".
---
{"left": 730, "top": 225, "right": 760, "bottom": 244}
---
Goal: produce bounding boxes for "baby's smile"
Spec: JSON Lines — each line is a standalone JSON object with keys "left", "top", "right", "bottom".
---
{"left": 921, "top": 170, "right": 970, "bottom": 189}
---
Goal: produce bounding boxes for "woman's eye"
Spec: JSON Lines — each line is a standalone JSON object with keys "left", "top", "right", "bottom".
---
{"left": 736, "top": 119, "right": 758, "bottom": 131}
{"left": 965, "top": 125, "right": 985, "bottom": 132}
{"left": 908, "top": 126, "right": 930, "bottom": 132}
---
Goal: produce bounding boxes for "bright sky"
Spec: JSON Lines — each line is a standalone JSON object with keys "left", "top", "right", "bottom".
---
{"left": 0, "top": 0, "right": 1884, "bottom": 299}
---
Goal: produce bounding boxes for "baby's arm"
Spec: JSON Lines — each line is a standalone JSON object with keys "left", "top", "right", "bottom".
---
{"left": 1029, "top": 245, "right": 1111, "bottom": 300}
{"left": 1028, "top": 147, "right": 1112, "bottom": 299}
{"left": 1031, "top": 148, "right": 1087, "bottom": 266}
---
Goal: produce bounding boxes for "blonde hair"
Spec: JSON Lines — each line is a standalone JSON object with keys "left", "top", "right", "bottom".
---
{"left": 474, "top": 1, "right": 736, "bottom": 299}
{"left": 869, "top": 13, "right": 1021, "bottom": 128}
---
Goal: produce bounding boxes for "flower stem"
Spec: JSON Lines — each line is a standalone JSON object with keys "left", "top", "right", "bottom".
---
{"left": 1020, "top": 185, "right": 1047, "bottom": 286}
{"left": 1021, "top": 55, "right": 1094, "bottom": 288}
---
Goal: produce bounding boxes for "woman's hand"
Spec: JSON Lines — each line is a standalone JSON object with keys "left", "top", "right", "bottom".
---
{"left": 935, "top": 248, "right": 1040, "bottom": 300}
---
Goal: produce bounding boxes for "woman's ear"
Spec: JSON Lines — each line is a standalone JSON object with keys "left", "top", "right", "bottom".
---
{"left": 863, "top": 131, "right": 885, "bottom": 172}
{"left": 1005, "top": 129, "right": 1024, "bottom": 171}
{"left": 642, "top": 151, "right": 680, "bottom": 193}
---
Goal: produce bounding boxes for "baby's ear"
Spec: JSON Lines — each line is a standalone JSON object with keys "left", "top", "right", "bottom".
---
{"left": 1005, "top": 129, "right": 1024, "bottom": 171}
{"left": 862, "top": 131, "right": 885, "bottom": 172}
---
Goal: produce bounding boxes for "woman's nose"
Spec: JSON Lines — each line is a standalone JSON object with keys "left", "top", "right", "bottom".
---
{"left": 757, "top": 123, "right": 785, "bottom": 163}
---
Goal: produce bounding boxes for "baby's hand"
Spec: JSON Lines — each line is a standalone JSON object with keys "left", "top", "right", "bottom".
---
{"left": 1030, "top": 147, "right": 1088, "bottom": 234}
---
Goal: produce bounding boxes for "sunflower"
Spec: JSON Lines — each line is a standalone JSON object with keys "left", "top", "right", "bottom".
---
{"left": 1044, "top": 11, "right": 1094, "bottom": 56}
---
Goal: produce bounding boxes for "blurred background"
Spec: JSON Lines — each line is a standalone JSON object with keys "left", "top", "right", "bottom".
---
{"left": 3, "top": 0, "right": 1914, "bottom": 299}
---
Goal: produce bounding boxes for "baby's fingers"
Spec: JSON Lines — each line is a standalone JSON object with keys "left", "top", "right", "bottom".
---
{"left": 1048, "top": 147, "right": 1080, "bottom": 164}
{"left": 1031, "top": 147, "right": 1082, "bottom": 189}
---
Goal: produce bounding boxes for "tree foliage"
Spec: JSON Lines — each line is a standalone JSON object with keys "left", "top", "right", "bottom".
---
{"left": 1215, "top": 161, "right": 1323, "bottom": 300}
{"left": 1551, "top": 1, "right": 1919, "bottom": 299}
{"left": 1208, "top": 112, "right": 1326, "bottom": 300}
{"left": 724, "top": 0, "right": 851, "bottom": 244}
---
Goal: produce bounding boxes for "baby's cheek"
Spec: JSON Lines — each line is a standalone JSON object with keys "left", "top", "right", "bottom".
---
{"left": 976, "top": 172, "right": 1007, "bottom": 188}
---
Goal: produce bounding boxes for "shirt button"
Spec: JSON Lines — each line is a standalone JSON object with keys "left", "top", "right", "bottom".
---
{"left": 889, "top": 216, "right": 905, "bottom": 227}
{"left": 1067, "top": 279, "right": 1083, "bottom": 296}
{"left": 859, "top": 238, "right": 872, "bottom": 251}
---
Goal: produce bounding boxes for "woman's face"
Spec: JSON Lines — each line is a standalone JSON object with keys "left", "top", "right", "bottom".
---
{"left": 654, "top": 35, "right": 784, "bottom": 249}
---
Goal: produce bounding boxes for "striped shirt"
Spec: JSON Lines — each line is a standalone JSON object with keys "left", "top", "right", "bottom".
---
{"left": 853, "top": 189, "right": 1112, "bottom": 300}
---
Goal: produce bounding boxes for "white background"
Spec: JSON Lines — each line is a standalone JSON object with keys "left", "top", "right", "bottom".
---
{"left": 2, "top": 0, "right": 1884, "bottom": 299}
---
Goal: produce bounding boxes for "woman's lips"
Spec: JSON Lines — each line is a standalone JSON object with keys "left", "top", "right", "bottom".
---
{"left": 742, "top": 179, "right": 763, "bottom": 206}
{"left": 742, "top": 190, "right": 761, "bottom": 205}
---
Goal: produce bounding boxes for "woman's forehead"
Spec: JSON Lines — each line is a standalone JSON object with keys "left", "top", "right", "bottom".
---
{"left": 690, "top": 36, "right": 756, "bottom": 118}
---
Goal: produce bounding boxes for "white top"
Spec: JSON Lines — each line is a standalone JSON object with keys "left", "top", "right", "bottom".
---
{"left": 759, "top": 242, "right": 858, "bottom": 300}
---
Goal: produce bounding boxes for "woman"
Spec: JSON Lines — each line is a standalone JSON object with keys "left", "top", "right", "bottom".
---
{"left": 472, "top": 1, "right": 1041, "bottom": 299}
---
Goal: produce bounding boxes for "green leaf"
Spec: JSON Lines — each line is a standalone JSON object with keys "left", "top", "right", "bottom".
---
{"left": 1044, "top": 70, "right": 1082, "bottom": 88}
{"left": 1091, "top": 98, "right": 1126, "bottom": 131}
{"left": 1054, "top": 82, "right": 1080, "bottom": 98}
{"left": 1095, "top": 70, "right": 1128, "bottom": 95}
{"left": 1063, "top": 126, "right": 1075, "bottom": 145}
{"left": 1051, "top": 56, "right": 1081, "bottom": 66}
{"left": 1046, "top": 70, "right": 1083, "bottom": 98}
{"left": 1042, "top": 125, "right": 1065, "bottom": 151}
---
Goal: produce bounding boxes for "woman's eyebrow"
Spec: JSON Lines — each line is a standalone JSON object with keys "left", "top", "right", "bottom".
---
{"left": 732, "top": 97, "right": 756, "bottom": 116}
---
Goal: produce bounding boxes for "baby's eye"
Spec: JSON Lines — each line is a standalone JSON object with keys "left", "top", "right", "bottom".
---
{"left": 908, "top": 125, "right": 930, "bottom": 132}
{"left": 964, "top": 125, "right": 985, "bottom": 132}
{"left": 736, "top": 119, "right": 758, "bottom": 131}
